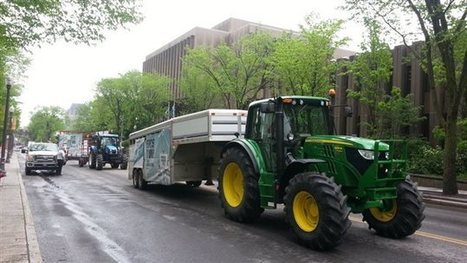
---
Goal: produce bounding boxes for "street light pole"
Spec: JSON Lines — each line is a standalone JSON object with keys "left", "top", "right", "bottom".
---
{"left": 6, "top": 107, "right": 14, "bottom": 163}
{"left": 1, "top": 78, "right": 12, "bottom": 170}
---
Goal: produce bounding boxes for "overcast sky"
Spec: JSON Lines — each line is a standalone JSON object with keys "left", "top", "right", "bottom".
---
{"left": 18, "top": 0, "right": 362, "bottom": 127}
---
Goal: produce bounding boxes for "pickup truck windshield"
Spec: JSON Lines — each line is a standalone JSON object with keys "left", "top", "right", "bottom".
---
{"left": 29, "top": 143, "right": 58, "bottom": 152}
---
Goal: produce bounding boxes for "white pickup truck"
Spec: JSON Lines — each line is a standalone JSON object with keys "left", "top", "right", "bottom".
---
{"left": 23, "top": 142, "right": 66, "bottom": 175}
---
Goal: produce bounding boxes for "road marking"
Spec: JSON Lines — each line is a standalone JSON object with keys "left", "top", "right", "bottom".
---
{"left": 348, "top": 216, "right": 467, "bottom": 247}
{"left": 415, "top": 231, "right": 467, "bottom": 247}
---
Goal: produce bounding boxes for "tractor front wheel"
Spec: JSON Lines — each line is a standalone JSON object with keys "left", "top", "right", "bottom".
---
{"left": 218, "top": 147, "right": 263, "bottom": 222}
{"left": 96, "top": 154, "right": 104, "bottom": 170}
{"left": 284, "top": 172, "right": 351, "bottom": 250}
{"left": 363, "top": 179, "right": 425, "bottom": 238}
{"left": 89, "top": 154, "right": 96, "bottom": 169}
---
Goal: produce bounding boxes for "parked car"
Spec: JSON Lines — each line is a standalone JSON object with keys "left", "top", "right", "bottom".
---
{"left": 24, "top": 142, "right": 65, "bottom": 175}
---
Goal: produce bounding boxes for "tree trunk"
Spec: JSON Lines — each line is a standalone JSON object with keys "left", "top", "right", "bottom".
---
{"left": 442, "top": 116, "right": 458, "bottom": 195}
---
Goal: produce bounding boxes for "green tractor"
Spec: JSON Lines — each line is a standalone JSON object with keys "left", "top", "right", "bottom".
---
{"left": 218, "top": 96, "right": 425, "bottom": 250}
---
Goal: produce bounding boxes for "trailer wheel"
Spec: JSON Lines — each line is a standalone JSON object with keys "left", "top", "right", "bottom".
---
{"left": 132, "top": 169, "right": 138, "bottom": 188}
{"left": 89, "top": 154, "right": 96, "bottom": 169}
{"left": 186, "top": 181, "right": 202, "bottom": 187}
{"left": 363, "top": 179, "right": 425, "bottom": 238}
{"left": 284, "top": 172, "right": 351, "bottom": 250}
{"left": 218, "top": 147, "right": 263, "bottom": 222}
{"left": 96, "top": 154, "right": 104, "bottom": 170}
{"left": 137, "top": 169, "right": 147, "bottom": 190}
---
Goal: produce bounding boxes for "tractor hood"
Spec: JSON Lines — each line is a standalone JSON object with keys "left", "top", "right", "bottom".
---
{"left": 305, "top": 135, "right": 389, "bottom": 151}
{"left": 105, "top": 145, "right": 119, "bottom": 154}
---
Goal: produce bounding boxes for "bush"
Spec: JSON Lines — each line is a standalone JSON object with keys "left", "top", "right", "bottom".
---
{"left": 408, "top": 144, "right": 444, "bottom": 175}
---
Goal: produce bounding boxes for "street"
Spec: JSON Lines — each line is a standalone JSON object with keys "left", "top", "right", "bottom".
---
{"left": 19, "top": 154, "right": 467, "bottom": 263}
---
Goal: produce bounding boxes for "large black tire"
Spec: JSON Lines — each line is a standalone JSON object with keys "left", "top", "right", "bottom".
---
{"left": 362, "top": 179, "right": 425, "bottom": 238}
{"left": 132, "top": 169, "right": 138, "bottom": 188}
{"left": 218, "top": 147, "right": 263, "bottom": 222}
{"left": 137, "top": 169, "right": 147, "bottom": 190}
{"left": 120, "top": 154, "right": 128, "bottom": 170}
{"left": 284, "top": 172, "right": 351, "bottom": 250}
{"left": 78, "top": 158, "right": 84, "bottom": 167}
{"left": 111, "top": 163, "right": 119, "bottom": 169}
{"left": 186, "top": 181, "right": 202, "bottom": 187}
{"left": 89, "top": 154, "right": 96, "bottom": 169}
{"left": 25, "top": 167, "right": 31, "bottom": 176}
{"left": 96, "top": 154, "right": 104, "bottom": 170}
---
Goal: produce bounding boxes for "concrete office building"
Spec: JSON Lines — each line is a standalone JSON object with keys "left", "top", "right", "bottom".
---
{"left": 143, "top": 17, "right": 355, "bottom": 102}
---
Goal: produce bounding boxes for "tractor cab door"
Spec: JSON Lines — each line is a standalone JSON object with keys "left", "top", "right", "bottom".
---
{"left": 247, "top": 105, "right": 277, "bottom": 173}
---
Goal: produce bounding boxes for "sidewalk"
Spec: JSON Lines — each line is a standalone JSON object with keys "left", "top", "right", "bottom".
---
{"left": 0, "top": 153, "right": 41, "bottom": 263}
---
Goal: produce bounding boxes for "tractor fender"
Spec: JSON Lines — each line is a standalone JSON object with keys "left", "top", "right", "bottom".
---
{"left": 277, "top": 154, "right": 327, "bottom": 201}
{"left": 221, "top": 140, "right": 260, "bottom": 175}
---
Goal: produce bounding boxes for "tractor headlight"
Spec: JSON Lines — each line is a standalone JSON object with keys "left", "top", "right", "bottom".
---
{"left": 358, "top": 149, "right": 375, "bottom": 160}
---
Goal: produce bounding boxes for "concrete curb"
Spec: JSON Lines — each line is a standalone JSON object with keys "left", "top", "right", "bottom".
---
{"left": 16, "top": 156, "right": 42, "bottom": 262}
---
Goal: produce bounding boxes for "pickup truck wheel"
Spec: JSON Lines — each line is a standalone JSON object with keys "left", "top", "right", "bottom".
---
{"left": 96, "top": 154, "right": 104, "bottom": 170}
{"left": 362, "top": 179, "right": 425, "bottom": 238}
{"left": 111, "top": 163, "right": 119, "bottom": 169}
{"left": 284, "top": 172, "right": 351, "bottom": 250}
{"left": 89, "top": 154, "right": 96, "bottom": 169}
{"left": 120, "top": 162, "right": 128, "bottom": 170}
{"left": 79, "top": 159, "right": 84, "bottom": 167}
{"left": 186, "top": 181, "right": 202, "bottom": 187}
{"left": 25, "top": 167, "right": 31, "bottom": 175}
{"left": 218, "top": 147, "right": 263, "bottom": 222}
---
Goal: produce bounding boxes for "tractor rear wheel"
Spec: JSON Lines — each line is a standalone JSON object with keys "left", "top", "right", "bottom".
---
{"left": 363, "top": 179, "right": 425, "bottom": 238}
{"left": 89, "top": 154, "right": 96, "bottom": 169}
{"left": 284, "top": 172, "right": 351, "bottom": 250}
{"left": 218, "top": 147, "right": 263, "bottom": 222}
{"left": 96, "top": 154, "right": 104, "bottom": 170}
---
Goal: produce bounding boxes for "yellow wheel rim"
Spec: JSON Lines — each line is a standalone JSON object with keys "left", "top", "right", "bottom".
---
{"left": 369, "top": 200, "right": 397, "bottom": 222}
{"left": 223, "top": 162, "right": 244, "bottom": 207}
{"left": 293, "top": 191, "right": 319, "bottom": 232}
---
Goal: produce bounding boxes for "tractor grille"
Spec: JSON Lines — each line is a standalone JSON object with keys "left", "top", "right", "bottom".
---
{"left": 345, "top": 148, "right": 388, "bottom": 176}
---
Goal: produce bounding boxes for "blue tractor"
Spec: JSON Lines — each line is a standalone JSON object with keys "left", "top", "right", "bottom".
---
{"left": 88, "top": 133, "right": 128, "bottom": 170}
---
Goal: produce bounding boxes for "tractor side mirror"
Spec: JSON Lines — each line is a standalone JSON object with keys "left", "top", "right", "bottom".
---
{"left": 345, "top": 106, "right": 353, "bottom": 117}
{"left": 260, "top": 102, "right": 275, "bottom": 113}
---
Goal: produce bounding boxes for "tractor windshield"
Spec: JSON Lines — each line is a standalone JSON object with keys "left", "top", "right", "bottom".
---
{"left": 101, "top": 136, "right": 118, "bottom": 146}
{"left": 283, "top": 104, "right": 332, "bottom": 138}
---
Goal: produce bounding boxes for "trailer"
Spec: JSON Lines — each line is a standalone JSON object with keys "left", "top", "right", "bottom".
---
{"left": 57, "top": 131, "right": 92, "bottom": 166}
{"left": 128, "top": 109, "right": 247, "bottom": 188}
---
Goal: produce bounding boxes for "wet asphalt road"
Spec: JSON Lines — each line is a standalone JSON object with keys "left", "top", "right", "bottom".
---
{"left": 19, "top": 155, "right": 467, "bottom": 263}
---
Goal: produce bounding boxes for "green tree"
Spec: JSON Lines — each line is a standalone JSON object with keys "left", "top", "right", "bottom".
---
{"left": 27, "top": 106, "right": 65, "bottom": 142}
{"left": 183, "top": 33, "right": 275, "bottom": 109}
{"left": 271, "top": 16, "right": 348, "bottom": 96}
{"left": 0, "top": 0, "right": 143, "bottom": 49}
{"left": 92, "top": 71, "right": 169, "bottom": 138}
{"left": 344, "top": 0, "right": 466, "bottom": 195}
{"left": 179, "top": 58, "right": 221, "bottom": 114}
